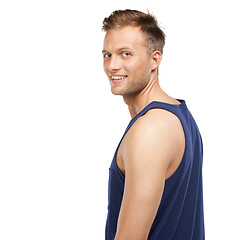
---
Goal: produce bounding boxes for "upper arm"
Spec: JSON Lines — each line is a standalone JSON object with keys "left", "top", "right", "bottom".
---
{"left": 115, "top": 109, "right": 184, "bottom": 240}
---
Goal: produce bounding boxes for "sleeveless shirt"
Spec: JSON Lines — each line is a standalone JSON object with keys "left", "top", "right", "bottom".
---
{"left": 105, "top": 100, "right": 205, "bottom": 240}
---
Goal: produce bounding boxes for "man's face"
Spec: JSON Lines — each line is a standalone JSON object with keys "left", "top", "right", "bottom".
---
{"left": 103, "top": 26, "right": 152, "bottom": 97}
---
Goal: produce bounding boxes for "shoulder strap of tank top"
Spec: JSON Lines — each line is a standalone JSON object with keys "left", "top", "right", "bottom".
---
{"left": 124, "top": 100, "right": 185, "bottom": 135}
{"left": 123, "top": 101, "right": 156, "bottom": 135}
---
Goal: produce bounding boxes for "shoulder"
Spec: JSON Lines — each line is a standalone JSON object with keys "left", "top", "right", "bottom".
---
{"left": 127, "top": 108, "right": 184, "bottom": 145}
{"left": 122, "top": 108, "right": 185, "bottom": 174}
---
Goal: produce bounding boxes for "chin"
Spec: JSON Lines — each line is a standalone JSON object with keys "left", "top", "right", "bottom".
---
{"left": 111, "top": 90, "right": 122, "bottom": 96}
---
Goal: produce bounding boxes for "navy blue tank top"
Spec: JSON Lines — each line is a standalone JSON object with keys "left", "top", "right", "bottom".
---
{"left": 105, "top": 100, "right": 205, "bottom": 239}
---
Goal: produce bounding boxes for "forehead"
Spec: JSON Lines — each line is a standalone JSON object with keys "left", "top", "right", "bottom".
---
{"left": 103, "top": 26, "right": 146, "bottom": 52}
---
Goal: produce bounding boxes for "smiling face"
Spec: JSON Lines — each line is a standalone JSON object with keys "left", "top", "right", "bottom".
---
{"left": 103, "top": 26, "right": 153, "bottom": 98}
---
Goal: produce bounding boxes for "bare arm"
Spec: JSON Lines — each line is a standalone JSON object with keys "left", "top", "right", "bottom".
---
{"left": 115, "top": 109, "right": 185, "bottom": 240}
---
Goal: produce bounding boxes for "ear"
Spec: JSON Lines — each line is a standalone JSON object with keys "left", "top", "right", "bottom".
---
{"left": 150, "top": 51, "right": 162, "bottom": 71}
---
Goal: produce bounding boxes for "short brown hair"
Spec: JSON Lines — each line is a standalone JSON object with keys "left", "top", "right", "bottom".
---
{"left": 102, "top": 9, "right": 166, "bottom": 54}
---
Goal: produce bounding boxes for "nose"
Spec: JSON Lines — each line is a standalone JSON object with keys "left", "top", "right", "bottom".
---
{"left": 107, "top": 55, "right": 122, "bottom": 72}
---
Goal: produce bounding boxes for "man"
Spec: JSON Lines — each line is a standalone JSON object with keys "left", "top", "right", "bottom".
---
{"left": 102, "top": 9, "right": 204, "bottom": 240}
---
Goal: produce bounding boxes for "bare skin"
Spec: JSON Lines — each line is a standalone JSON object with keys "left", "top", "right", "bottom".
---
{"left": 103, "top": 26, "right": 185, "bottom": 240}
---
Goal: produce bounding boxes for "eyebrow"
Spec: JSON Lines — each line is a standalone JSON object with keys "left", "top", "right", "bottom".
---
{"left": 102, "top": 47, "right": 133, "bottom": 53}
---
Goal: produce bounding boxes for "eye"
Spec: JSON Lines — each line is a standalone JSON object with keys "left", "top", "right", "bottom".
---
{"left": 122, "top": 52, "right": 130, "bottom": 57}
{"left": 104, "top": 53, "right": 111, "bottom": 59}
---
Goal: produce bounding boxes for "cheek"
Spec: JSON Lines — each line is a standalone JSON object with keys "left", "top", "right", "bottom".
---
{"left": 126, "top": 56, "right": 149, "bottom": 71}
{"left": 103, "top": 62, "right": 108, "bottom": 74}
{"left": 127, "top": 60, "right": 150, "bottom": 79}
{"left": 124, "top": 60, "right": 139, "bottom": 73}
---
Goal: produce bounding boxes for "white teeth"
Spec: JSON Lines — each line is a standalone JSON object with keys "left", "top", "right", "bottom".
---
{"left": 111, "top": 76, "right": 126, "bottom": 80}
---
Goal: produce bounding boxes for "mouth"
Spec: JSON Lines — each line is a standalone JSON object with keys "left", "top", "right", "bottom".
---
{"left": 109, "top": 74, "right": 128, "bottom": 84}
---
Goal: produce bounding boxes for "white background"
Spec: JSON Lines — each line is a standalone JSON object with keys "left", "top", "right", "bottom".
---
{"left": 0, "top": 0, "right": 224, "bottom": 239}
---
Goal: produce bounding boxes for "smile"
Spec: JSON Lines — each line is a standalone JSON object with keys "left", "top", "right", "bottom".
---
{"left": 110, "top": 75, "right": 127, "bottom": 80}
{"left": 109, "top": 74, "right": 128, "bottom": 84}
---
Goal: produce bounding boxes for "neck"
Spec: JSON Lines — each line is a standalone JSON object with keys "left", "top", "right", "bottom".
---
{"left": 123, "top": 76, "right": 165, "bottom": 118}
